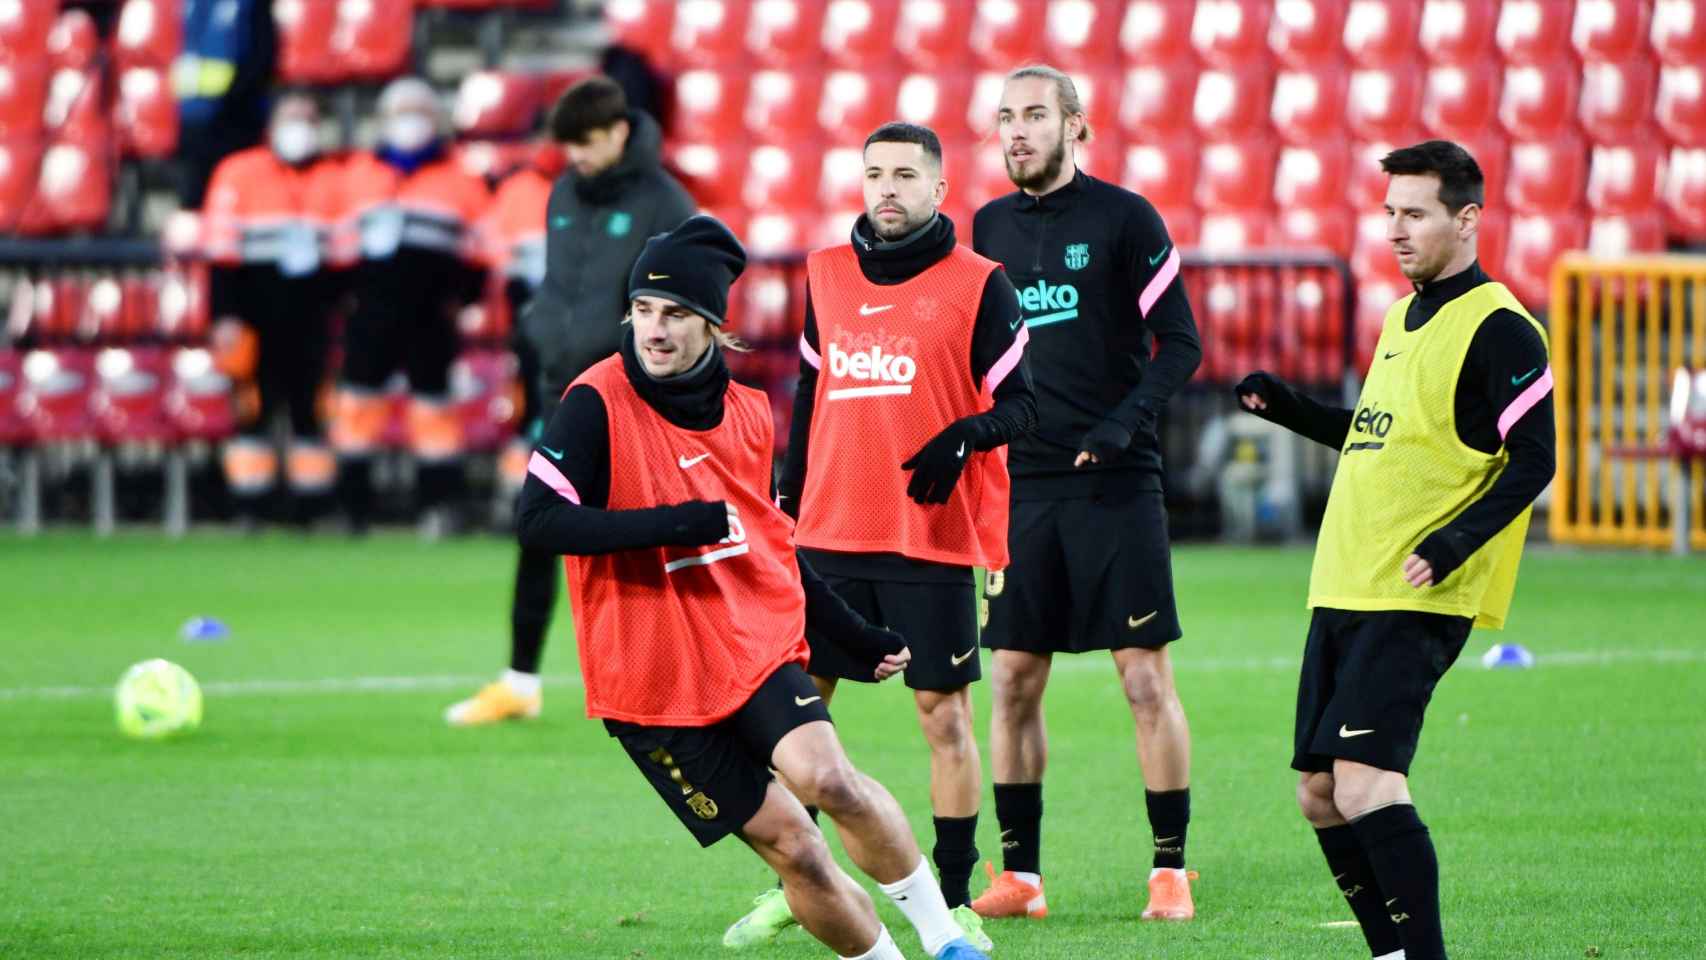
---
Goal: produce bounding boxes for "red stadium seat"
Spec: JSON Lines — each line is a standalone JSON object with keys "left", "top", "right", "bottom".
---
{"left": 822, "top": 0, "right": 899, "bottom": 67}
{"left": 32, "top": 136, "right": 111, "bottom": 233}
{"left": 969, "top": 0, "right": 1046, "bottom": 69}
{"left": 1278, "top": 204, "right": 1354, "bottom": 257}
{"left": 1275, "top": 142, "right": 1350, "bottom": 208}
{"left": 670, "top": 0, "right": 748, "bottom": 66}
{"left": 93, "top": 346, "right": 177, "bottom": 445}
{"left": 1505, "top": 211, "right": 1587, "bottom": 306}
{"left": 1345, "top": 65, "right": 1424, "bottom": 142}
{"left": 1589, "top": 211, "right": 1666, "bottom": 255}
{"left": 115, "top": 65, "right": 178, "bottom": 159}
{"left": 0, "top": 136, "right": 42, "bottom": 231}
{"left": 744, "top": 0, "right": 825, "bottom": 67}
{"left": 331, "top": 0, "right": 413, "bottom": 82}
{"left": 1044, "top": 0, "right": 1120, "bottom": 66}
{"left": 669, "top": 139, "right": 745, "bottom": 208}
{"left": 0, "top": 61, "right": 47, "bottom": 137}
{"left": 1197, "top": 138, "right": 1277, "bottom": 211}
{"left": 453, "top": 71, "right": 541, "bottom": 139}
{"left": 1342, "top": 0, "right": 1420, "bottom": 65}
{"left": 1072, "top": 133, "right": 1123, "bottom": 183}
{"left": 1193, "top": 65, "right": 1275, "bottom": 140}
{"left": 1507, "top": 134, "right": 1588, "bottom": 213}
{"left": 818, "top": 145, "right": 866, "bottom": 208}
{"left": 1499, "top": 61, "right": 1581, "bottom": 139}
{"left": 966, "top": 142, "right": 1016, "bottom": 208}
{"left": 166, "top": 344, "right": 235, "bottom": 441}
{"left": 0, "top": 0, "right": 57, "bottom": 66}
{"left": 1652, "top": 0, "right": 1706, "bottom": 65}
{"left": 449, "top": 349, "right": 519, "bottom": 454}
{"left": 1579, "top": 58, "right": 1657, "bottom": 144}
{"left": 18, "top": 347, "right": 95, "bottom": 442}
{"left": 1198, "top": 209, "right": 1273, "bottom": 252}
{"left": 0, "top": 348, "right": 28, "bottom": 447}
{"left": 1348, "top": 133, "right": 1424, "bottom": 210}
{"left": 1418, "top": 0, "right": 1497, "bottom": 63}
{"left": 1656, "top": 64, "right": 1706, "bottom": 146}
{"left": 1455, "top": 130, "right": 1509, "bottom": 209}
{"left": 746, "top": 69, "right": 823, "bottom": 143}
{"left": 1422, "top": 63, "right": 1501, "bottom": 139}
{"left": 1191, "top": 0, "right": 1271, "bottom": 66}
{"left": 1586, "top": 142, "right": 1664, "bottom": 213}
{"left": 1496, "top": 0, "right": 1574, "bottom": 63}
{"left": 1272, "top": 65, "right": 1349, "bottom": 145}
{"left": 1572, "top": 0, "right": 1651, "bottom": 61}
{"left": 895, "top": 0, "right": 972, "bottom": 71}
{"left": 1068, "top": 68, "right": 1121, "bottom": 144}
{"left": 113, "top": 0, "right": 182, "bottom": 70}
{"left": 1476, "top": 208, "right": 1508, "bottom": 279}
{"left": 1663, "top": 145, "right": 1706, "bottom": 239}
{"left": 1153, "top": 204, "right": 1200, "bottom": 248}
{"left": 744, "top": 208, "right": 812, "bottom": 257}
{"left": 743, "top": 141, "right": 823, "bottom": 212}
{"left": 451, "top": 139, "right": 533, "bottom": 182}
{"left": 274, "top": 0, "right": 340, "bottom": 84}
{"left": 603, "top": 0, "right": 675, "bottom": 67}
{"left": 45, "top": 66, "right": 107, "bottom": 140}
{"left": 156, "top": 262, "right": 211, "bottom": 342}
{"left": 1119, "top": 0, "right": 1195, "bottom": 63}
{"left": 1268, "top": 0, "right": 1347, "bottom": 68}
{"left": 674, "top": 69, "right": 748, "bottom": 142}
{"left": 817, "top": 70, "right": 898, "bottom": 142}
{"left": 1351, "top": 210, "right": 1406, "bottom": 285}
{"left": 1119, "top": 61, "right": 1199, "bottom": 140}
{"left": 894, "top": 71, "right": 973, "bottom": 137}
{"left": 47, "top": 9, "right": 99, "bottom": 71}
{"left": 1120, "top": 138, "right": 1199, "bottom": 208}
{"left": 1353, "top": 276, "right": 1407, "bottom": 372}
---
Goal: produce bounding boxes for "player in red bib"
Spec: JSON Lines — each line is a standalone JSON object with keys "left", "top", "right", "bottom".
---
{"left": 515, "top": 217, "right": 991, "bottom": 960}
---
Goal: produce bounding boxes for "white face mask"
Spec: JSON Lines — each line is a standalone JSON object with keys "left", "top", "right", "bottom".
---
{"left": 384, "top": 113, "right": 436, "bottom": 153}
{"left": 270, "top": 120, "right": 319, "bottom": 164}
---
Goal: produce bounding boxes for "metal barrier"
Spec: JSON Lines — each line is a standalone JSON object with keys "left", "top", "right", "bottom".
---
{"left": 1549, "top": 253, "right": 1706, "bottom": 550}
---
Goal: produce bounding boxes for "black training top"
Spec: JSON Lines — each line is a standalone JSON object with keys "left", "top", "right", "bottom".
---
{"left": 973, "top": 170, "right": 1203, "bottom": 499}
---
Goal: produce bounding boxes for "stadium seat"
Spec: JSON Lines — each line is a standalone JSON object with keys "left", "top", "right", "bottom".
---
{"left": 166, "top": 344, "right": 235, "bottom": 441}
{"left": 1190, "top": 0, "right": 1271, "bottom": 66}
{"left": 744, "top": 208, "right": 812, "bottom": 257}
{"left": 1193, "top": 64, "right": 1275, "bottom": 140}
{"left": 1272, "top": 65, "right": 1349, "bottom": 145}
{"left": 1586, "top": 141, "right": 1665, "bottom": 213}
{"left": 1476, "top": 207, "right": 1508, "bottom": 279}
{"left": 1504, "top": 211, "right": 1586, "bottom": 306}
{"left": 0, "top": 136, "right": 42, "bottom": 230}
{"left": 93, "top": 346, "right": 176, "bottom": 445}
{"left": 743, "top": 141, "right": 823, "bottom": 212}
{"left": 1572, "top": 0, "right": 1651, "bottom": 62}
{"left": 746, "top": 69, "right": 823, "bottom": 143}
{"left": 1044, "top": 0, "right": 1120, "bottom": 66}
{"left": 1589, "top": 211, "right": 1666, "bottom": 255}
{"left": 1198, "top": 209, "right": 1273, "bottom": 253}
{"left": 331, "top": 0, "right": 414, "bottom": 82}
{"left": 702, "top": 206, "right": 750, "bottom": 248}
{"left": 817, "top": 70, "right": 899, "bottom": 142}
{"left": 115, "top": 66, "right": 178, "bottom": 159}
{"left": 1345, "top": 65, "right": 1424, "bottom": 142}
{"left": 0, "top": 348, "right": 28, "bottom": 448}
{"left": 156, "top": 262, "right": 211, "bottom": 342}
{"left": 820, "top": 0, "right": 898, "bottom": 66}
{"left": 0, "top": 0, "right": 56, "bottom": 66}
{"left": 1422, "top": 63, "right": 1501, "bottom": 139}
{"left": 1268, "top": 0, "right": 1347, "bottom": 68}
{"left": 1418, "top": 0, "right": 1497, "bottom": 63}
{"left": 32, "top": 136, "right": 111, "bottom": 234}
{"left": 1352, "top": 276, "right": 1407, "bottom": 371}
{"left": 1275, "top": 142, "right": 1350, "bottom": 208}
{"left": 1119, "top": 0, "right": 1195, "bottom": 63}
{"left": 17, "top": 347, "right": 95, "bottom": 443}
{"left": 47, "top": 9, "right": 99, "bottom": 71}
{"left": 1342, "top": 0, "right": 1420, "bottom": 65}
{"left": 668, "top": 139, "right": 745, "bottom": 208}
{"left": 1656, "top": 64, "right": 1706, "bottom": 146}
{"left": 0, "top": 61, "right": 47, "bottom": 137}
{"left": 1277, "top": 204, "right": 1354, "bottom": 257}
{"left": 1151, "top": 204, "right": 1199, "bottom": 248}
{"left": 45, "top": 65, "right": 107, "bottom": 140}
{"left": 1652, "top": 0, "right": 1706, "bottom": 65}
{"left": 673, "top": 69, "right": 748, "bottom": 142}
{"left": 1456, "top": 130, "right": 1509, "bottom": 209}
{"left": 961, "top": 70, "right": 1008, "bottom": 141}
{"left": 1496, "top": 0, "right": 1574, "bottom": 63}
{"left": 1578, "top": 58, "right": 1658, "bottom": 145}
{"left": 1351, "top": 210, "right": 1407, "bottom": 286}
{"left": 1663, "top": 145, "right": 1706, "bottom": 239}
{"left": 670, "top": 0, "right": 749, "bottom": 66}
{"left": 745, "top": 0, "right": 826, "bottom": 67}
{"left": 274, "top": 0, "right": 340, "bottom": 84}
{"left": 451, "top": 139, "right": 533, "bottom": 182}
{"left": 1198, "top": 139, "right": 1277, "bottom": 211}
{"left": 1119, "top": 61, "right": 1199, "bottom": 140}
{"left": 449, "top": 349, "right": 519, "bottom": 454}
{"left": 603, "top": 0, "right": 675, "bottom": 67}
{"left": 1507, "top": 134, "right": 1588, "bottom": 213}
{"left": 969, "top": 0, "right": 1047, "bottom": 69}
{"left": 1069, "top": 68, "right": 1121, "bottom": 143}
{"left": 1499, "top": 61, "right": 1582, "bottom": 140}
{"left": 894, "top": 71, "right": 973, "bottom": 137}
{"left": 1120, "top": 138, "right": 1199, "bottom": 208}
{"left": 113, "top": 0, "right": 182, "bottom": 70}
{"left": 1348, "top": 133, "right": 1425, "bottom": 210}
{"left": 818, "top": 145, "right": 866, "bottom": 208}
{"left": 967, "top": 143, "right": 1018, "bottom": 208}
{"left": 1072, "top": 133, "right": 1123, "bottom": 182}
{"left": 894, "top": 0, "right": 972, "bottom": 71}
{"left": 453, "top": 71, "right": 541, "bottom": 139}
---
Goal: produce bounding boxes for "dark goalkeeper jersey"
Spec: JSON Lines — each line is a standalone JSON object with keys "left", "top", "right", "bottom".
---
{"left": 973, "top": 171, "right": 1202, "bottom": 499}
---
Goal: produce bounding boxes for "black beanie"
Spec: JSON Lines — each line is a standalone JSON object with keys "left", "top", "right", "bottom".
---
{"left": 627, "top": 215, "right": 747, "bottom": 327}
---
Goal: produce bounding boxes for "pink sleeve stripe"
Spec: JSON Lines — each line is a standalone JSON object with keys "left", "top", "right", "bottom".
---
{"left": 985, "top": 324, "right": 1030, "bottom": 395}
{"left": 528, "top": 451, "right": 581, "bottom": 505}
{"left": 800, "top": 332, "right": 822, "bottom": 370}
{"left": 1138, "top": 246, "right": 1182, "bottom": 318}
{"left": 1497, "top": 367, "right": 1554, "bottom": 441}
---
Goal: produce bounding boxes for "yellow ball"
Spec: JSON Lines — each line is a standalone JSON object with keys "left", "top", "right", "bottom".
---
{"left": 114, "top": 659, "right": 203, "bottom": 739}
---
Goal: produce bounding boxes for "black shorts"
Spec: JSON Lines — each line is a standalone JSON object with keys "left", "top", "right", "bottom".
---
{"left": 983, "top": 490, "right": 1182, "bottom": 654}
{"left": 806, "top": 577, "right": 981, "bottom": 692}
{"left": 605, "top": 663, "right": 831, "bottom": 847}
{"left": 1292, "top": 607, "right": 1472, "bottom": 776}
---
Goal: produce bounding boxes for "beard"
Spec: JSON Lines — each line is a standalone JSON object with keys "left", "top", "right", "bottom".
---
{"left": 1006, "top": 134, "right": 1067, "bottom": 192}
{"left": 869, "top": 204, "right": 932, "bottom": 240}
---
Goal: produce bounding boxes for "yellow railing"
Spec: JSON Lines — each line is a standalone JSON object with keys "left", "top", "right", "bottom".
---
{"left": 1549, "top": 253, "right": 1706, "bottom": 549}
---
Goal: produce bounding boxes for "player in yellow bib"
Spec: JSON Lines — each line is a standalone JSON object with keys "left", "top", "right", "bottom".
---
{"left": 1236, "top": 141, "right": 1555, "bottom": 960}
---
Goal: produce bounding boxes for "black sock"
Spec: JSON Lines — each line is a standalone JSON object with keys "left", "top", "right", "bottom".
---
{"left": 1351, "top": 804, "right": 1445, "bottom": 960}
{"left": 1316, "top": 824, "right": 1403, "bottom": 958}
{"left": 1145, "top": 788, "right": 1190, "bottom": 869}
{"left": 932, "top": 814, "right": 979, "bottom": 908}
{"left": 509, "top": 546, "right": 559, "bottom": 674}
{"left": 336, "top": 457, "right": 373, "bottom": 532}
{"left": 416, "top": 461, "right": 465, "bottom": 511}
{"left": 992, "top": 782, "right": 1043, "bottom": 875}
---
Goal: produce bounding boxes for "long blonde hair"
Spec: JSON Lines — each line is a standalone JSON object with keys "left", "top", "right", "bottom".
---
{"left": 1005, "top": 64, "right": 1093, "bottom": 143}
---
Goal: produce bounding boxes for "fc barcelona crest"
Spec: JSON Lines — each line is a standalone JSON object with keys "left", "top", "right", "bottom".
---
{"left": 1064, "top": 243, "right": 1090, "bottom": 270}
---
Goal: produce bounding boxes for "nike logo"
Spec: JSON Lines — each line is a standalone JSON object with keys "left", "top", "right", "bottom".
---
{"left": 1338, "top": 724, "right": 1376, "bottom": 738}
{"left": 1385, "top": 898, "right": 1399, "bottom": 908}
{"left": 955, "top": 443, "right": 966, "bottom": 458}
{"left": 1128, "top": 610, "right": 1158, "bottom": 630}
{"left": 1332, "top": 873, "right": 1347, "bottom": 882}
{"left": 1148, "top": 244, "right": 1171, "bottom": 266}
{"left": 540, "top": 445, "right": 564, "bottom": 460}
{"left": 1009, "top": 315, "right": 1023, "bottom": 330}
{"left": 1154, "top": 836, "right": 1179, "bottom": 844}
{"left": 950, "top": 647, "right": 976, "bottom": 666}
{"left": 1511, "top": 367, "right": 1539, "bottom": 386}
{"left": 647, "top": 272, "right": 670, "bottom": 280}
{"left": 858, "top": 303, "right": 894, "bottom": 316}
{"left": 794, "top": 695, "right": 821, "bottom": 707}
{"left": 1384, "top": 351, "right": 1403, "bottom": 359}
{"left": 678, "top": 453, "right": 710, "bottom": 468}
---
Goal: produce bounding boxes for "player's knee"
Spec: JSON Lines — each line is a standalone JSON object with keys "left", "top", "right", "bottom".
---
{"left": 918, "top": 696, "right": 975, "bottom": 754}
{"left": 1120, "top": 660, "right": 1169, "bottom": 714}
{"left": 1296, "top": 774, "right": 1338, "bottom": 824}
{"left": 803, "top": 762, "right": 867, "bottom": 818}
{"left": 773, "top": 825, "right": 836, "bottom": 891}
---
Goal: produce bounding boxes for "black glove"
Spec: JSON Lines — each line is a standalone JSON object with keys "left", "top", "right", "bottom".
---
{"left": 901, "top": 419, "right": 979, "bottom": 505}
{"left": 799, "top": 554, "right": 908, "bottom": 666}
{"left": 1235, "top": 371, "right": 1292, "bottom": 419}
{"left": 1077, "top": 418, "right": 1133, "bottom": 463}
{"left": 1411, "top": 528, "right": 1470, "bottom": 586}
{"left": 664, "top": 500, "right": 732, "bottom": 546}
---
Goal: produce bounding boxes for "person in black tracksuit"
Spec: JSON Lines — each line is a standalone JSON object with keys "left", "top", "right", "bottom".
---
{"left": 967, "top": 67, "right": 1205, "bottom": 923}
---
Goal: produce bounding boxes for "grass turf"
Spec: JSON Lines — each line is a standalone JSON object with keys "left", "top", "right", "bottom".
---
{"left": 2, "top": 533, "right": 1702, "bottom": 959}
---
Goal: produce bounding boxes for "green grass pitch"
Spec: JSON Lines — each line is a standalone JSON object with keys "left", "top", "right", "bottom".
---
{"left": 3, "top": 534, "right": 1702, "bottom": 959}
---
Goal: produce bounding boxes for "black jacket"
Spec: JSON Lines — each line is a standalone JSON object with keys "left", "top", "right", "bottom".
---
{"left": 520, "top": 111, "right": 697, "bottom": 409}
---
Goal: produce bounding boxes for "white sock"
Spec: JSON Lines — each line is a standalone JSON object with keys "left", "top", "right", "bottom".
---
{"left": 502, "top": 669, "right": 541, "bottom": 698}
{"left": 1373, "top": 951, "right": 1405, "bottom": 960}
{"left": 877, "top": 857, "right": 961, "bottom": 956}
{"left": 840, "top": 924, "right": 904, "bottom": 960}
{"left": 1149, "top": 866, "right": 1187, "bottom": 880}
{"left": 1012, "top": 870, "right": 1041, "bottom": 887}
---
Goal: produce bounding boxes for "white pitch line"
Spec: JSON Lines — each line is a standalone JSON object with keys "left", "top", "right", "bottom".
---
{"left": 1, "top": 648, "right": 1700, "bottom": 703}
